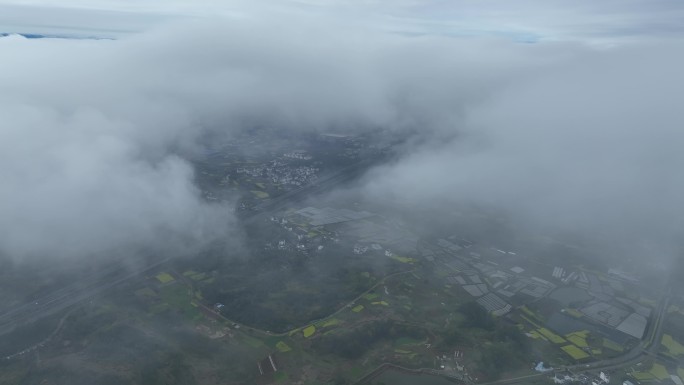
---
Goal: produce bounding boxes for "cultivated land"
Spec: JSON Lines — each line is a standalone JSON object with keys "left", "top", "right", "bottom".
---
{"left": 1, "top": 131, "right": 682, "bottom": 385}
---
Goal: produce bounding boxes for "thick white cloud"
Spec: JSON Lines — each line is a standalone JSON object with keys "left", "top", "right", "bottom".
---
{"left": 362, "top": 41, "right": 684, "bottom": 261}
{"left": 0, "top": 33, "right": 224, "bottom": 260}
{"left": 0, "top": 19, "right": 553, "bottom": 261}
{"left": 1, "top": 12, "right": 682, "bottom": 267}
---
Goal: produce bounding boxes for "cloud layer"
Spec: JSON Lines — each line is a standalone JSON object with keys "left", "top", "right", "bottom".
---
{"left": 362, "top": 41, "right": 684, "bottom": 262}
{"left": 1, "top": 15, "right": 682, "bottom": 265}
{"left": 0, "top": 33, "right": 225, "bottom": 260}
{"left": 0, "top": 20, "right": 544, "bottom": 260}
{"left": 4, "top": 0, "right": 684, "bottom": 44}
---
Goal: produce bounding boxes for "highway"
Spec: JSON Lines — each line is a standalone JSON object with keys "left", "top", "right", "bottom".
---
{"left": 352, "top": 284, "right": 674, "bottom": 385}
{"left": 0, "top": 257, "right": 171, "bottom": 339}
{"left": 0, "top": 153, "right": 385, "bottom": 343}
{"left": 480, "top": 285, "right": 673, "bottom": 385}
{"left": 3, "top": 147, "right": 672, "bottom": 384}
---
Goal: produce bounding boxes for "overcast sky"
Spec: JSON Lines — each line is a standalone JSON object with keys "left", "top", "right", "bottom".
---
{"left": 3, "top": 0, "right": 684, "bottom": 43}
{"left": 1, "top": 1, "right": 683, "bottom": 265}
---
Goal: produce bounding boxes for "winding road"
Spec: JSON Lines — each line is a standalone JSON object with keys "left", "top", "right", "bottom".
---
{"left": 0, "top": 153, "right": 386, "bottom": 350}
{"left": 480, "top": 287, "right": 672, "bottom": 385}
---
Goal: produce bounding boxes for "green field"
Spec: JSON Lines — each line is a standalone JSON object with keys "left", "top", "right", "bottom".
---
{"left": 564, "top": 308, "right": 584, "bottom": 318}
{"left": 276, "top": 341, "right": 292, "bottom": 352}
{"left": 183, "top": 270, "right": 208, "bottom": 281}
{"left": 538, "top": 328, "right": 566, "bottom": 344}
{"left": 651, "top": 363, "right": 670, "bottom": 380}
{"left": 565, "top": 331, "right": 589, "bottom": 348}
{"left": 630, "top": 361, "right": 674, "bottom": 381}
{"left": 632, "top": 371, "right": 655, "bottom": 381}
{"left": 561, "top": 344, "right": 589, "bottom": 360}
{"left": 662, "top": 334, "right": 684, "bottom": 356}
{"left": 274, "top": 371, "right": 289, "bottom": 382}
{"left": 303, "top": 325, "right": 316, "bottom": 338}
{"left": 390, "top": 255, "right": 416, "bottom": 264}
{"left": 251, "top": 190, "right": 270, "bottom": 199}
{"left": 527, "top": 330, "right": 543, "bottom": 340}
{"left": 520, "top": 314, "right": 541, "bottom": 328}
{"left": 602, "top": 338, "right": 624, "bottom": 352}
{"left": 155, "top": 272, "right": 175, "bottom": 283}
{"left": 238, "top": 334, "right": 264, "bottom": 348}
{"left": 319, "top": 318, "right": 340, "bottom": 328}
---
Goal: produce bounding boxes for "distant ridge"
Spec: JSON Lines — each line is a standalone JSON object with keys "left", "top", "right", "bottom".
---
{"left": 1, "top": 33, "right": 49, "bottom": 39}
{"left": 0, "top": 33, "right": 112, "bottom": 40}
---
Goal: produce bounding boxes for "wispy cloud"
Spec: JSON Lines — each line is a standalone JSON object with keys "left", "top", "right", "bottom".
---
{"left": 2, "top": 1, "right": 684, "bottom": 42}
{"left": 1, "top": 4, "right": 683, "bottom": 267}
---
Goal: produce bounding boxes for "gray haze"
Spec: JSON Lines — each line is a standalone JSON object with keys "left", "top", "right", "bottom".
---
{"left": 362, "top": 42, "right": 684, "bottom": 265}
{"left": 1, "top": 15, "right": 683, "bottom": 265}
{"left": 4, "top": 1, "right": 684, "bottom": 44}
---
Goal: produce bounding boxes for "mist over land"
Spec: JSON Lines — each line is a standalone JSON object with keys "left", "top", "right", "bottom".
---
{"left": 2, "top": 2, "right": 684, "bottom": 384}
{"left": 1, "top": 18, "right": 683, "bottom": 266}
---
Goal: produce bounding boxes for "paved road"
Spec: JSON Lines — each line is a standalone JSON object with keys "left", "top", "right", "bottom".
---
{"left": 480, "top": 286, "right": 672, "bottom": 385}
{"left": 0, "top": 257, "right": 172, "bottom": 338}
{"left": 4, "top": 306, "right": 79, "bottom": 360}
{"left": 355, "top": 297, "right": 671, "bottom": 385}
{"left": 188, "top": 268, "right": 416, "bottom": 338}
{"left": 0, "top": 153, "right": 385, "bottom": 341}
